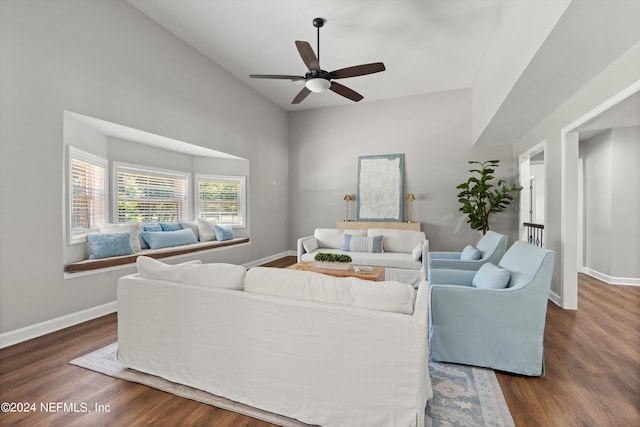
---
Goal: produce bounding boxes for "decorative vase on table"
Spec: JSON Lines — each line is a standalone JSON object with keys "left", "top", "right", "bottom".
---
{"left": 314, "top": 253, "right": 352, "bottom": 270}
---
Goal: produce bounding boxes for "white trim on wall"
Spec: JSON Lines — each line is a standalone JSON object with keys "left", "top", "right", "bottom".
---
{"left": 582, "top": 267, "right": 640, "bottom": 287}
{"left": 560, "top": 80, "right": 640, "bottom": 310}
{"left": 3, "top": 249, "right": 296, "bottom": 349}
{"left": 0, "top": 302, "right": 117, "bottom": 349}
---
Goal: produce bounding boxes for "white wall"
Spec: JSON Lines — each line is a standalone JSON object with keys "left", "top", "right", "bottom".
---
{"left": 581, "top": 127, "right": 640, "bottom": 279}
{"left": 512, "top": 40, "right": 640, "bottom": 301}
{"left": 288, "top": 89, "right": 521, "bottom": 253}
{"left": 581, "top": 130, "right": 613, "bottom": 275}
{"left": 529, "top": 162, "right": 545, "bottom": 224}
{"left": 0, "top": 0, "right": 289, "bottom": 333}
{"left": 472, "top": 0, "right": 570, "bottom": 143}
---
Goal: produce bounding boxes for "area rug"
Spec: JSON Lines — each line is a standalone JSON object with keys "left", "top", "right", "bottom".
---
{"left": 70, "top": 343, "right": 514, "bottom": 427}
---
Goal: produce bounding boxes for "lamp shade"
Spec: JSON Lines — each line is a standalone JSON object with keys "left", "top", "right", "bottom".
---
{"left": 407, "top": 193, "right": 416, "bottom": 201}
{"left": 344, "top": 194, "right": 352, "bottom": 201}
{"left": 305, "top": 78, "right": 331, "bottom": 93}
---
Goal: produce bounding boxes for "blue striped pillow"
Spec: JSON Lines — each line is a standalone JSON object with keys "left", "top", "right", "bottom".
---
{"left": 160, "top": 222, "right": 183, "bottom": 232}
{"left": 342, "top": 234, "right": 383, "bottom": 253}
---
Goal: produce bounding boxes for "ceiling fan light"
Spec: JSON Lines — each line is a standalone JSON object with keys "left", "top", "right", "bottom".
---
{"left": 305, "top": 78, "right": 331, "bottom": 93}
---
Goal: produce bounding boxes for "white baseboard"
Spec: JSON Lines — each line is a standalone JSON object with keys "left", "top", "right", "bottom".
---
{"left": 242, "top": 251, "right": 296, "bottom": 269}
{"left": 582, "top": 267, "right": 640, "bottom": 286}
{"left": 0, "top": 301, "right": 117, "bottom": 349}
{"left": 1, "top": 250, "right": 298, "bottom": 349}
{"left": 548, "top": 290, "right": 563, "bottom": 307}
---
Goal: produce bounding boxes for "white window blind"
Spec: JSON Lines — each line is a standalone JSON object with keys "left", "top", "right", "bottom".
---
{"left": 197, "top": 175, "right": 245, "bottom": 226}
{"left": 116, "top": 164, "right": 189, "bottom": 223}
{"left": 69, "top": 146, "right": 107, "bottom": 242}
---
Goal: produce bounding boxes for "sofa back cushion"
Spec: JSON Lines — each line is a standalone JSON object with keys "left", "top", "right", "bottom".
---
{"left": 342, "top": 234, "right": 383, "bottom": 253}
{"left": 245, "top": 267, "right": 416, "bottom": 314}
{"left": 313, "top": 228, "right": 366, "bottom": 249}
{"left": 367, "top": 229, "right": 426, "bottom": 253}
{"left": 137, "top": 256, "right": 246, "bottom": 289}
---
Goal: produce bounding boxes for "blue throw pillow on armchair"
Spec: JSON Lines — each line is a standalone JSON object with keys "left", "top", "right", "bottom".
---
{"left": 472, "top": 262, "right": 511, "bottom": 289}
{"left": 460, "top": 245, "right": 481, "bottom": 260}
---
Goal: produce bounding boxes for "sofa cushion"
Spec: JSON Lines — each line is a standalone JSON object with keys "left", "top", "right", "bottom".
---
{"left": 140, "top": 229, "right": 198, "bottom": 249}
{"left": 472, "top": 262, "right": 511, "bottom": 289}
{"left": 314, "top": 228, "right": 366, "bottom": 249}
{"left": 367, "top": 228, "right": 426, "bottom": 253}
{"left": 99, "top": 222, "right": 142, "bottom": 252}
{"left": 303, "top": 238, "right": 319, "bottom": 253}
{"left": 214, "top": 224, "right": 234, "bottom": 241}
{"left": 87, "top": 232, "right": 135, "bottom": 259}
{"left": 342, "top": 234, "right": 383, "bottom": 253}
{"left": 137, "top": 256, "right": 203, "bottom": 282}
{"left": 136, "top": 256, "right": 246, "bottom": 289}
{"left": 197, "top": 218, "right": 216, "bottom": 242}
{"left": 180, "top": 220, "right": 200, "bottom": 240}
{"left": 412, "top": 243, "right": 422, "bottom": 261}
{"left": 461, "top": 245, "right": 481, "bottom": 260}
{"left": 143, "top": 223, "right": 163, "bottom": 232}
{"left": 181, "top": 263, "right": 246, "bottom": 290}
{"left": 160, "top": 222, "right": 183, "bottom": 232}
{"left": 245, "top": 267, "right": 416, "bottom": 314}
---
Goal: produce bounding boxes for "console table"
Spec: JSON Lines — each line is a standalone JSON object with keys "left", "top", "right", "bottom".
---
{"left": 336, "top": 221, "right": 420, "bottom": 231}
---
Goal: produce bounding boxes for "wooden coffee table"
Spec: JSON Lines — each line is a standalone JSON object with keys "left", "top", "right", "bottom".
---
{"left": 286, "top": 262, "right": 385, "bottom": 282}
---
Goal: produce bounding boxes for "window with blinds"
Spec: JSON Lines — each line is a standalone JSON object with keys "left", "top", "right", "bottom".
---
{"left": 197, "top": 175, "right": 245, "bottom": 226}
{"left": 68, "top": 146, "right": 108, "bottom": 243}
{"left": 116, "top": 164, "right": 189, "bottom": 224}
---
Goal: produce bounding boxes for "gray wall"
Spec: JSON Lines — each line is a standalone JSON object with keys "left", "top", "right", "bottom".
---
{"left": 0, "top": 0, "right": 289, "bottom": 333}
{"left": 513, "top": 40, "right": 640, "bottom": 300}
{"left": 288, "top": 89, "right": 521, "bottom": 252}
{"left": 581, "top": 127, "right": 640, "bottom": 278}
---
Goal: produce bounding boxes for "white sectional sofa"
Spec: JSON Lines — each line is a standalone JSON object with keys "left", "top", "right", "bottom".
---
{"left": 297, "top": 227, "right": 428, "bottom": 286}
{"left": 118, "top": 257, "right": 432, "bottom": 427}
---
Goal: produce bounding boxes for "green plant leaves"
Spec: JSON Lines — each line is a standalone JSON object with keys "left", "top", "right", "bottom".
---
{"left": 313, "top": 253, "right": 352, "bottom": 263}
{"left": 456, "top": 160, "right": 522, "bottom": 233}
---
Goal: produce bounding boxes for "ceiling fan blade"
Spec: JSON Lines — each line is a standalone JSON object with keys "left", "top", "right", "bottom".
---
{"left": 249, "top": 74, "right": 305, "bottom": 81}
{"left": 292, "top": 87, "right": 312, "bottom": 104}
{"left": 331, "top": 62, "right": 386, "bottom": 79}
{"left": 295, "top": 41, "right": 320, "bottom": 71}
{"left": 329, "top": 82, "right": 363, "bottom": 102}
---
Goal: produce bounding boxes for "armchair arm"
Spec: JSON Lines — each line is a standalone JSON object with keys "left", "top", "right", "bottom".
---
{"left": 428, "top": 258, "right": 489, "bottom": 271}
{"left": 419, "top": 240, "right": 429, "bottom": 282}
{"left": 296, "top": 235, "right": 314, "bottom": 262}
{"left": 428, "top": 269, "right": 475, "bottom": 286}
{"left": 427, "top": 251, "right": 461, "bottom": 261}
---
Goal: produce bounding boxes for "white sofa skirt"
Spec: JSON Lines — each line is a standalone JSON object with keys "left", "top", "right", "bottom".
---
{"left": 118, "top": 275, "right": 431, "bottom": 427}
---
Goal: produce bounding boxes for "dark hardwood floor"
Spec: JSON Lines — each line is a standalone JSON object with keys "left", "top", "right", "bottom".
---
{"left": 1, "top": 257, "right": 638, "bottom": 426}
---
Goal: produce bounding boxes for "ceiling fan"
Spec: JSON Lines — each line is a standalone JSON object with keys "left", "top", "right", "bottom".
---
{"left": 249, "top": 17, "right": 386, "bottom": 104}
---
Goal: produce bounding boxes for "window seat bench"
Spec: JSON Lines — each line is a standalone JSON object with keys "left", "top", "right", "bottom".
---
{"left": 65, "top": 237, "right": 250, "bottom": 273}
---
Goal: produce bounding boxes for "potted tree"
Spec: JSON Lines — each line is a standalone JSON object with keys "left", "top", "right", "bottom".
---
{"left": 456, "top": 160, "right": 522, "bottom": 234}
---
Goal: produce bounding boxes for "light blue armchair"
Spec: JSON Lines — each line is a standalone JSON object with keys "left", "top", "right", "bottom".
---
{"left": 429, "top": 241, "right": 555, "bottom": 376}
{"left": 428, "top": 231, "right": 507, "bottom": 285}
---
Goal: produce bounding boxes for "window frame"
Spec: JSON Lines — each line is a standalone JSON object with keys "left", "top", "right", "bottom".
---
{"left": 196, "top": 174, "right": 246, "bottom": 228}
{"left": 67, "top": 146, "right": 108, "bottom": 244}
{"left": 113, "top": 162, "right": 191, "bottom": 225}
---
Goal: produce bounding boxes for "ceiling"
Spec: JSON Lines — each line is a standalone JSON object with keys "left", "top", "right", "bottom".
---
{"left": 128, "top": 0, "right": 511, "bottom": 111}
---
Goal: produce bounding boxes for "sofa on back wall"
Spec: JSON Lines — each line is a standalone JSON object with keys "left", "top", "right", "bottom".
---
{"left": 297, "top": 227, "right": 428, "bottom": 286}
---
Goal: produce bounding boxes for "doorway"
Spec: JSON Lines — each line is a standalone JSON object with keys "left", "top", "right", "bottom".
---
{"left": 561, "top": 81, "right": 640, "bottom": 309}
